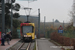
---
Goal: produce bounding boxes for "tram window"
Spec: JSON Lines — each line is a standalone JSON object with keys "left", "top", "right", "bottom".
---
{"left": 23, "top": 26, "right": 33, "bottom": 33}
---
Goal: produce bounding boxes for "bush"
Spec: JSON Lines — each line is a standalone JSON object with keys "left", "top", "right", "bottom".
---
{"left": 63, "top": 37, "right": 71, "bottom": 46}
{"left": 50, "top": 32, "right": 75, "bottom": 50}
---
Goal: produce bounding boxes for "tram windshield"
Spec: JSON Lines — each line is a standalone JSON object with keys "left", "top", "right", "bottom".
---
{"left": 22, "top": 26, "right": 33, "bottom": 34}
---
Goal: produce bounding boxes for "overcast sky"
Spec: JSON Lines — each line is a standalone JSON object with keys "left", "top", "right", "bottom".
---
{"left": 15, "top": 0, "right": 73, "bottom": 23}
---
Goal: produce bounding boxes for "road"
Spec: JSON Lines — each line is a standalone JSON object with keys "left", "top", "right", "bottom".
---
{"left": 37, "top": 39, "right": 62, "bottom": 50}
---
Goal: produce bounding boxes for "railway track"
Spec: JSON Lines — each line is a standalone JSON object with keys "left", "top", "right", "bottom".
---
{"left": 17, "top": 42, "right": 31, "bottom": 50}
{"left": 6, "top": 40, "right": 35, "bottom": 50}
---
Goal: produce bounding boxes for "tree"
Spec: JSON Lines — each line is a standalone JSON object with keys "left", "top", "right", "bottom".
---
{"left": 5, "top": 2, "right": 21, "bottom": 27}
{"left": 12, "top": 19, "right": 22, "bottom": 38}
{"left": 5, "top": 1, "right": 21, "bottom": 38}
{"left": 13, "top": 20, "right": 21, "bottom": 28}
{"left": 5, "top": 3, "right": 11, "bottom": 28}
{"left": 14, "top": 3, "right": 20, "bottom": 11}
{"left": 13, "top": 13, "right": 20, "bottom": 18}
{"left": 5, "top": 14, "right": 11, "bottom": 28}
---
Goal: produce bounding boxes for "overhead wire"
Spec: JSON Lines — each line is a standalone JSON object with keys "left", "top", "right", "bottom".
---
{"left": 18, "top": 1, "right": 37, "bottom": 16}
{"left": 20, "top": 4, "right": 28, "bottom": 15}
{"left": 30, "top": 9, "right": 37, "bottom": 14}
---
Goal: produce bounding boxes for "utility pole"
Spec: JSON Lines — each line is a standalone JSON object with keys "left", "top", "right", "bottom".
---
{"left": 1, "top": 0, "right": 5, "bottom": 45}
{"left": 11, "top": 0, "right": 13, "bottom": 34}
{"left": 2, "top": 0, "right": 5, "bottom": 33}
{"left": 62, "top": 21, "right": 64, "bottom": 45}
{"left": 38, "top": 9, "right": 40, "bottom": 38}
{"left": 0, "top": 1, "right": 2, "bottom": 32}
{"left": 53, "top": 19, "right": 54, "bottom": 28}
{"left": 63, "top": 21, "right": 64, "bottom": 29}
{"left": 44, "top": 16, "right": 46, "bottom": 37}
{"left": 73, "top": 0, "right": 75, "bottom": 27}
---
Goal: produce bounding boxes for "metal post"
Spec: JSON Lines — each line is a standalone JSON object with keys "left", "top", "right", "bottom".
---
{"left": 62, "top": 21, "right": 64, "bottom": 46}
{"left": 2, "top": 0, "right": 5, "bottom": 34}
{"left": 53, "top": 19, "right": 54, "bottom": 28}
{"left": 63, "top": 21, "right": 64, "bottom": 29}
{"left": 44, "top": 16, "right": 45, "bottom": 37}
{"left": 38, "top": 9, "right": 40, "bottom": 38}
{"left": 11, "top": 0, "right": 13, "bottom": 35}
{"left": 1, "top": 0, "right": 5, "bottom": 45}
{"left": 27, "top": 15, "right": 29, "bottom": 22}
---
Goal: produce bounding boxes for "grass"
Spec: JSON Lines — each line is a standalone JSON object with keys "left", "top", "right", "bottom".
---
{"left": 34, "top": 42, "right": 36, "bottom": 50}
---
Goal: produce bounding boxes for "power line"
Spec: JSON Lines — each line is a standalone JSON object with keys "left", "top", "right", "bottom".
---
{"left": 30, "top": 9, "right": 37, "bottom": 14}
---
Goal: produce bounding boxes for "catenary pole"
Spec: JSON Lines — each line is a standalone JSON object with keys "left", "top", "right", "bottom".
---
{"left": 1, "top": 0, "right": 5, "bottom": 45}
{"left": 44, "top": 16, "right": 45, "bottom": 37}
{"left": 2, "top": 0, "right": 5, "bottom": 34}
{"left": 63, "top": 21, "right": 64, "bottom": 29}
{"left": 52, "top": 19, "right": 54, "bottom": 32}
{"left": 38, "top": 9, "right": 40, "bottom": 38}
{"left": 11, "top": 0, "right": 13, "bottom": 35}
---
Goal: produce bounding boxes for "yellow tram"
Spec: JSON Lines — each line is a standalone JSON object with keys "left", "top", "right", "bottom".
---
{"left": 20, "top": 22, "right": 35, "bottom": 42}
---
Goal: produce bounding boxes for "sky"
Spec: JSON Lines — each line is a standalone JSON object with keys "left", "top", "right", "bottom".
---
{"left": 15, "top": 0, "right": 73, "bottom": 23}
